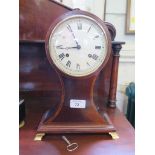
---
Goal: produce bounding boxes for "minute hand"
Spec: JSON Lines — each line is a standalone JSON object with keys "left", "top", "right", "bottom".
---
{"left": 67, "top": 24, "right": 80, "bottom": 47}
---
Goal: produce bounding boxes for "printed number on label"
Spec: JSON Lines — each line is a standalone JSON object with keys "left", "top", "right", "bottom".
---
{"left": 70, "top": 99, "right": 86, "bottom": 108}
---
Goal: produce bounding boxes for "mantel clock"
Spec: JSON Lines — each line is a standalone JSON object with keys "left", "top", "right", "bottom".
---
{"left": 38, "top": 9, "right": 116, "bottom": 133}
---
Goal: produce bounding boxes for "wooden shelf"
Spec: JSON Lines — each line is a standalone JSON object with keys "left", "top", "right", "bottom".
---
{"left": 19, "top": 97, "right": 135, "bottom": 155}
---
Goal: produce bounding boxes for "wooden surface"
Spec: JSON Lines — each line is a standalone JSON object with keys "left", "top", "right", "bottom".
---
{"left": 19, "top": 97, "right": 135, "bottom": 155}
{"left": 19, "top": 0, "right": 72, "bottom": 41}
{"left": 37, "top": 76, "right": 115, "bottom": 133}
{"left": 108, "top": 42, "right": 125, "bottom": 108}
{"left": 19, "top": 0, "right": 116, "bottom": 41}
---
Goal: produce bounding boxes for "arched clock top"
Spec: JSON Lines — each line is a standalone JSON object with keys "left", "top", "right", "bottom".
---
{"left": 38, "top": 9, "right": 116, "bottom": 134}
{"left": 45, "top": 9, "right": 112, "bottom": 78}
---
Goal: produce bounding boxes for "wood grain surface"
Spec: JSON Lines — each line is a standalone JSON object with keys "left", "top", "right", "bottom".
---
{"left": 19, "top": 97, "right": 135, "bottom": 155}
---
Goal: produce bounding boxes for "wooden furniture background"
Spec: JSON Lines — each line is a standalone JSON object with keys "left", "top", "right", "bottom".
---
{"left": 20, "top": 97, "right": 135, "bottom": 155}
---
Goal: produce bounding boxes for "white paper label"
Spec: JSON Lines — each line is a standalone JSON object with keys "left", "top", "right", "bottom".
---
{"left": 70, "top": 99, "right": 86, "bottom": 108}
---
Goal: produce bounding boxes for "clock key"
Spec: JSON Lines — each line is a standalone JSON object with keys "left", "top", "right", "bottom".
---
{"left": 62, "top": 136, "right": 79, "bottom": 152}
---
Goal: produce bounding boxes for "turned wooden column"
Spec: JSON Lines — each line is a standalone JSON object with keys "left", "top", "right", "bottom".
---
{"left": 108, "top": 41, "right": 125, "bottom": 108}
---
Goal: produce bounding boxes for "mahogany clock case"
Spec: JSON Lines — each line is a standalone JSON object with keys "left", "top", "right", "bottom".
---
{"left": 37, "top": 9, "right": 116, "bottom": 134}
{"left": 19, "top": 0, "right": 124, "bottom": 135}
{"left": 45, "top": 9, "right": 112, "bottom": 79}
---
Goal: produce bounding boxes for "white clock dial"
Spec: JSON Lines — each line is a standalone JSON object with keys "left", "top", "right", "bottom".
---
{"left": 48, "top": 15, "right": 108, "bottom": 77}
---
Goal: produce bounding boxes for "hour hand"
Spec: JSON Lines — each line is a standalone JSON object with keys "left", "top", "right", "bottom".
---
{"left": 67, "top": 46, "right": 81, "bottom": 49}
{"left": 56, "top": 45, "right": 81, "bottom": 50}
{"left": 56, "top": 45, "right": 64, "bottom": 49}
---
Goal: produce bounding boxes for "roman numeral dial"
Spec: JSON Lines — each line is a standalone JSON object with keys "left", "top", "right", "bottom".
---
{"left": 48, "top": 15, "right": 108, "bottom": 77}
{"left": 88, "top": 54, "right": 99, "bottom": 60}
{"left": 95, "top": 46, "right": 101, "bottom": 49}
{"left": 76, "top": 64, "right": 80, "bottom": 70}
{"left": 59, "top": 53, "right": 65, "bottom": 60}
{"left": 77, "top": 22, "right": 82, "bottom": 30}
{"left": 67, "top": 24, "right": 72, "bottom": 32}
{"left": 66, "top": 60, "right": 71, "bottom": 67}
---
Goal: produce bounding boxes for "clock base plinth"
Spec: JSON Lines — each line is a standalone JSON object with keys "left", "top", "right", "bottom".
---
{"left": 37, "top": 75, "right": 116, "bottom": 134}
{"left": 37, "top": 109, "right": 116, "bottom": 134}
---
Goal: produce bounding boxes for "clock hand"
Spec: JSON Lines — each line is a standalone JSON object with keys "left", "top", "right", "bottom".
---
{"left": 70, "top": 32, "right": 78, "bottom": 46}
{"left": 67, "top": 24, "right": 80, "bottom": 48}
{"left": 56, "top": 46, "right": 81, "bottom": 50}
{"left": 56, "top": 46, "right": 66, "bottom": 49}
{"left": 67, "top": 46, "right": 81, "bottom": 49}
